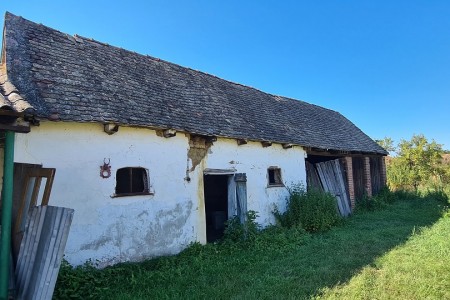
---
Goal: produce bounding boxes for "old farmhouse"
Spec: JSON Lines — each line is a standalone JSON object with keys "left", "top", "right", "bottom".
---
{"left": 0, "top": 12, "right": 387, "bottom": 267}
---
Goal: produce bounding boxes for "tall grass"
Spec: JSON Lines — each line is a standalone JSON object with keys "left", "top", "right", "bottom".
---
{"left": 54, "top": 191, "right": 448, "bottom": 299}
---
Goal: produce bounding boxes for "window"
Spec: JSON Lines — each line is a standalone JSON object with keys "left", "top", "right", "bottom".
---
{"left": 115, "top": 167, "right": 150, "bottom": 197}
{"left": 267, "top": 167, "right": 283, "bottom": 186}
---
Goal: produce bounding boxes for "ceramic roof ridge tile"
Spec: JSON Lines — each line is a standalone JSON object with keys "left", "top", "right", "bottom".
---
{"left": 0, "top": 67, "right": 34, "bottom": 114}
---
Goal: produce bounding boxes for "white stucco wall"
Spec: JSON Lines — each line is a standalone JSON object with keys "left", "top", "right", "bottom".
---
{"left": 203, "top": 139, "right": 306, "bottom": 225}
{"left": 13, "top": 122, "right": 306, "bottom": 266}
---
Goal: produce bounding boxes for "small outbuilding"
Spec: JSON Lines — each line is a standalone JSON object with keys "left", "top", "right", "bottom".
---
{"left": 0, "top": 12, "right": 387, "bottom": 267}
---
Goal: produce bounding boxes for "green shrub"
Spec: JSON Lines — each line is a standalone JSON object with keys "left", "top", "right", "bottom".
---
{"left": 223, "top": 210, "right": 260, "bottom": 243}
{"left": 274, "top": 184, "right": 341, "bottom": 232}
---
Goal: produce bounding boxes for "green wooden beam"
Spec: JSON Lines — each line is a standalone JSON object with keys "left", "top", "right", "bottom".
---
{"left": 0, "top": 131, "right": 15, "bottom": 300}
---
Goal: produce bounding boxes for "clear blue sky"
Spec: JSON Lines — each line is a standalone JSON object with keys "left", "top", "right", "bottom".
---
{"left": 2, "top": 1, "right": 449, "bottom": 150}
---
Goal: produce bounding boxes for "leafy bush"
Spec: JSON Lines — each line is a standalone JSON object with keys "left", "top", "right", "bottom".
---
{"left": 274, "top": 184, "right": 341, "bottom": 232}
{"left": 223, "top": 210, "right": 260, "bottom": 243}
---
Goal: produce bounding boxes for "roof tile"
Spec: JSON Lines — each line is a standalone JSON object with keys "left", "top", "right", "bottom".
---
{"left": 2, "top": 12, "right": 387, "bottom": 155}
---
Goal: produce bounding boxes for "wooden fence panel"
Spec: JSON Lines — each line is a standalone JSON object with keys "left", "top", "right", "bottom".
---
{"left": 15, "top": 206, "right": 74, "bottom": 300}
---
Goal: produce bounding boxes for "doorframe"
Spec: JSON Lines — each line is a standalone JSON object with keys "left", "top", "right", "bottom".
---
{"left": 203, "top": 169, "right": 236, "bottom": 242}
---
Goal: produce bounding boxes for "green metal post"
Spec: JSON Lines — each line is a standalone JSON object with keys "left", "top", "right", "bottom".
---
{"left": 0, "top": 131, "right": 15, "bottom": 300}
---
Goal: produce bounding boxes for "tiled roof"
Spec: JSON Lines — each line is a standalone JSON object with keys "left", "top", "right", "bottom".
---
{"left": 0, "top": 66, "right": 34, "bottom": 115}
{"left": 0, "top": 64, "right": 35, "bottom": 132}
{"left": 2, "top": 12, "right": 387, "bottom": 155}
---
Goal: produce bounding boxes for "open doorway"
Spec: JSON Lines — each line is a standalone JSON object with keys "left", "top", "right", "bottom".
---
{"left": 203, "top": 174, "right": 229, "bottom": 242}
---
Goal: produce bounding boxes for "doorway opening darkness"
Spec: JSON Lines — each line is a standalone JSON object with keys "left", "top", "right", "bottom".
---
{"left": 203, "top": 174, "right": 229, "bottom": 242}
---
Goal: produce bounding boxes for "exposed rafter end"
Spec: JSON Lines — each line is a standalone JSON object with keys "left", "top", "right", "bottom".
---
{"left": 237, "top": 139, "right": 248, "bottom": 146}
{"left": 163, "top": 129, "right": 177, "bottom": 138}
{"left": 207, "top": 136, "right": 217, "bottom": 143}
{"left": 282, "top": 143, "right": 293, "bottom": 149}
{"left": 261, "top": 141, "right": 272, "bottom": 147}
{"left": 104, "top": 123, "right": 119, "bottom": 135}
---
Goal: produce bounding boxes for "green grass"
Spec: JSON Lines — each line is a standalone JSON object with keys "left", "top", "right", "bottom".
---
{"left": 54, "top": 197, "right": 449, "bottom": 299}
{"left": 318, "top": 207, "right": 450, "bottom": 299}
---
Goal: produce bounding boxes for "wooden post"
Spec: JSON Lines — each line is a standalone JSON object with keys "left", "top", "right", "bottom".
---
{"left": 0, "top": 131, "right": 15, "bottom": 300}
{"left": 344, "top": 157, "right": 356, "bottom": 210}
{"left": 363, "top": 156, "right": 372, "bottom": 197}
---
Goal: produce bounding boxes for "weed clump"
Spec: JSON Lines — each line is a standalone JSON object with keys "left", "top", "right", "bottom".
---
{"left": 356, "top": 187, "right": 449, "bottom": 212}
{"left": 274, "top": 184, "right": 341, "bottom": 232}
{"left": 223, "top": 210, "right": 260, "bottom": 244}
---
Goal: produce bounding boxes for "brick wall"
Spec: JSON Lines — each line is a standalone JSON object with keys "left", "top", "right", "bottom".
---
{"left": 345, "top": 157, "right": 356, "bottom": 210}
{"left": 364, "top": 156, "right": 372, "bottom": 197}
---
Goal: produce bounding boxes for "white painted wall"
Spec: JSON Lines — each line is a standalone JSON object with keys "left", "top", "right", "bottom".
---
{"left": 204, "top": 139, "right": 306, "bottom": 225}
{"left": 13, "top": 122, "right": 306, "bottom": 266}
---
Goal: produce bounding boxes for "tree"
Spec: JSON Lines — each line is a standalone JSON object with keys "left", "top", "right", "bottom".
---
{"left": 375, "top": 137, "right": 396, "bottom": 153}
{"left": 387, "top": 134, "right": 444, "bottom": 190}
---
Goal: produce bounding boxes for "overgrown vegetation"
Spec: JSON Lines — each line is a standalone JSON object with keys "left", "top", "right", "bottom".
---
{"left": 54, "top": 133, "right": 450, "bottom": 299}
{"left": 377, "top": 134, "right": 450, "bottom": 192}
{"left": 274, "top": 184, "right": 341, "bottom": 232}
{"left": 54, "top": 188, "right": 449, "bottom": 299}
{"left": 55, "top": 131, "right": 450, "bottom": 299}
{"left": 222, "top": 210, "right": 260, "bottom": 244}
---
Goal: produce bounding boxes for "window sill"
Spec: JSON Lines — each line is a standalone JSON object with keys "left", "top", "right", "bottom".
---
{"left": 267, "top": 184, "right": 285, "bottom": 188}
{"left": 111, "top": 192, "right": 154, "bottom": 198}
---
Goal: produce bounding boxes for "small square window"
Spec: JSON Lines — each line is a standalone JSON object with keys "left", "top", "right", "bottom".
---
{"left": 114, "top": 167, "right": 151, "bottom": 197}
{"left": 267, "top": 167, "right": 283, "bottom": 186}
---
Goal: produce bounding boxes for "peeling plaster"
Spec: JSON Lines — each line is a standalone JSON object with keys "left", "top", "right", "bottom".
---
{"left": 187, "top": 135, "right": 212, "bottom": 172}
{"left": 13, "top": 122, "right": 307, "bottom": 267}
{"left": 78, "top": 201, "right": 194, "bottom": 266}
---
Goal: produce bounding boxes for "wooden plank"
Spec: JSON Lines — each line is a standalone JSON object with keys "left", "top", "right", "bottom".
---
{"left": 33, "top": 207, "right": 61, "bottom": 300}
{"left": 306, "top": 162, "right": 323, "bottom": 191}
{"left": 316, "top": 160, "right": 351, "bottom": 217}
{"left": 332, "top": 160, "right": 350, "bottom": 216}
{"left": 15, "top": 206, "right": 38, "bottom": 285}
{"left": 334, "top": 159, "right": 351, "bottom": 215}
{"left": 327, "top": 161, "right": 346, "bottom": 216}
{"left": 15, "top": 206, "right": 74, "bottom": 300}
{"left": 16, "top": 206, "right": 35, "bottom": 293}
{"left": 20, "top": 205, "right": 47, "bottom": 298}
{"left": 43, "top": 208, "right": 74, "bottom": 300}
{"left": 23, "top": 210, "right": 47, "bottom": 298}
{"left": 39, "top": 207, "right": 64, "bottom": 300}
{"left": 326, "top": 161, "right": 345, "bottom": 216}
{"left": 316, "top": 163, "right": 330, "bottom": 192}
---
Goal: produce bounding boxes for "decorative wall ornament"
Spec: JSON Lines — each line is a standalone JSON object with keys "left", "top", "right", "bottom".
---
{"left": 100, "top": 158, "right": 111, "bottom": 178}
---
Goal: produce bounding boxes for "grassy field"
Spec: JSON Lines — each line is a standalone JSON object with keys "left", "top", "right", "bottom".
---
{"left": 54, "top": 196, "right": 449, "bottom": 299}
